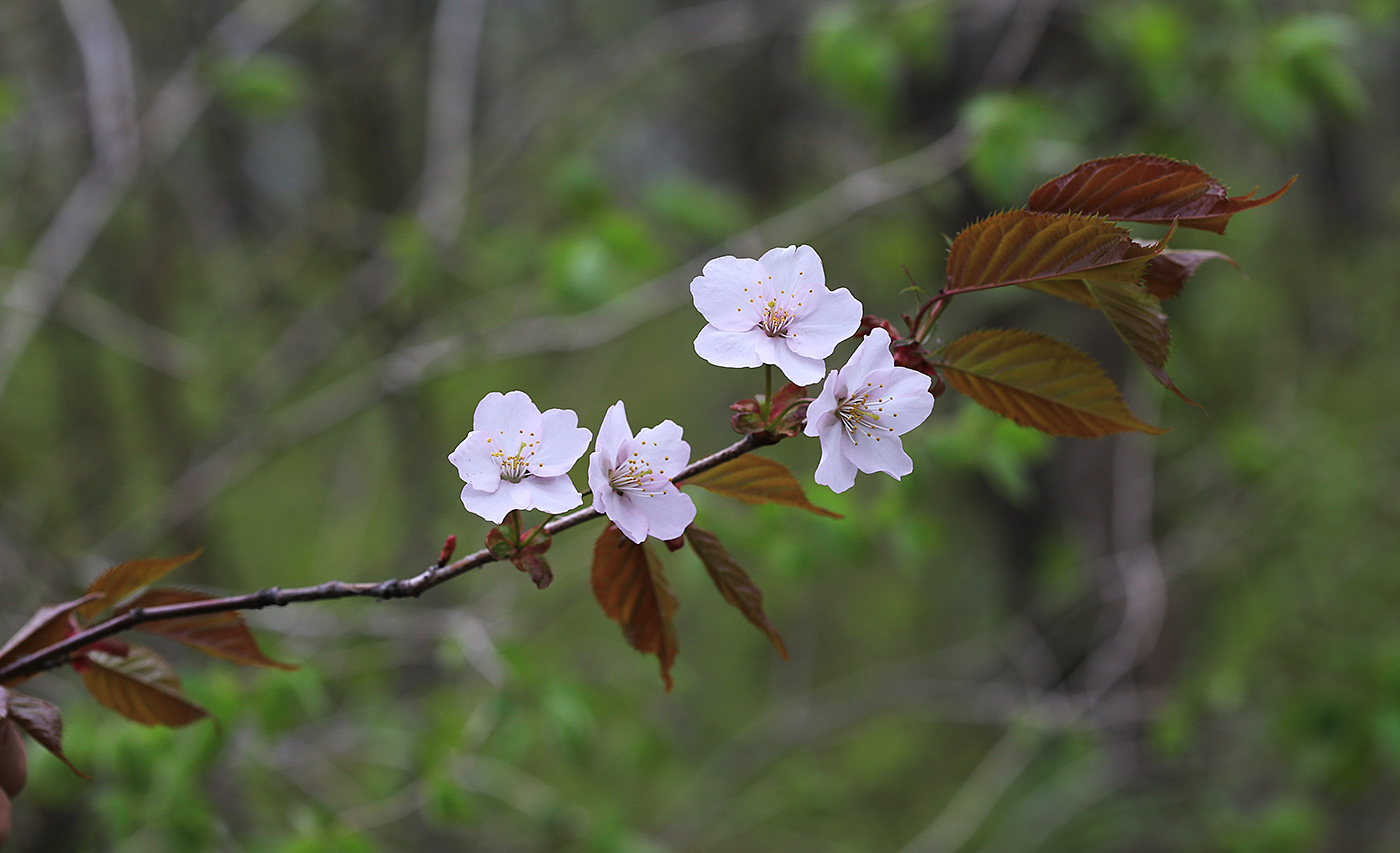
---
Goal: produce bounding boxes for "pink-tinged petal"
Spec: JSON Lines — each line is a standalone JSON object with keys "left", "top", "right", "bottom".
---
{"left": 596, "top": 401, "right": 633, "bottom": 463}
{"left": 600, "top": 492, "right": 650, "bottom": 543}
{"left": 813, "top": 430, "right": 859, "bottom": 493}
{"left": 840, "top": 328, "right": 897, "bottom": 378}
{"left": 803, "top": 371, "right": 842, "bottom": 437}
{"left": 757, "top": 244, "right": 823, "bottom": 290}
{"left": 691, "top": 256, "right": 767, "bottom": 330}
{"left": 638, "top": 489, "right": 697, "bottom": 541}
{"left": 845, "top": 432, "right": 914, "bottom": 479}
{"left": 587, "top": 447, "right": 614, "bottom": 498}
{"left": 756, "top": 335, "right": 826, "bottom": 386}
{"left": 531, "top": 408, "right": 591, "bottom": 476}
{"left": 634, "top": 420, "right": 690, "bottom": 479}
{"left": 786, "top": 286, "right": 863, "bottom": 358}
{"left": 695, "top": 325, "right": 766, "bottom": 369}
{"left": 880, "top": 369, "right": 935, "bottom": 435}
{"left": 523, "top": 473, "right": 583, "bottom": 514}
{"left": 460, "top": 481, "right": 529, "bottom": 524}
{"left": 473, "top": 390, "right": 543, "bottom": 436}
{"left": 449, "top": 436, "right": 501, "bottom": 492}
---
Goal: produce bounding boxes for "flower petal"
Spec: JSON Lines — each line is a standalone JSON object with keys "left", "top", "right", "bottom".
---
{"left": 844, "top": 431, "right": 914, "bottom": 478}
{"left": 880, "top": 369, "right": 935, "bottom": 435}
{"left": 813, "top": 428, "right": 859, "bottom": 493}
{"left": 757, "top": 244, "right": 823, "bottom": 288}
{"left": 595, "top": 401, "right": 633, "bottom": 464}
{"left": 785, "top": 286, "right": 863, "bottom": 358}
{"left": 841, "top": 328, "right": 897, "bottom": 378}
{"left": 695, "top": 325, "right": 767, "bottom": 369}
{"left": 637, "top": 489, "right": 696, "bottom": 541}
{"left": 691, "top": 256, "right": 767, "bottom": 331}
{"left": 756, "top": 335, "right": 826, "bottom": 386}
{"left": 599, "top": 491, "right": 650, "bottom": 543}
{"left": 474, "top": 390, "right": 542, "bottom": 437}
{"left": 531, "top": 408, "right": 591, "bottom": 476}
{"left": 633, "top": 420, "right": 690, "bottom": 479}
{"left": 448, "top": 435, "right": 501, "bottom": 492}
{"left": 804, "top": 370, "right": 843, "bottom": 438}
{"left": 460, "top": 481, "right": 529, "bottom": 524}
{"left": 523, "top": 473, "right": 583, "bottom": 514}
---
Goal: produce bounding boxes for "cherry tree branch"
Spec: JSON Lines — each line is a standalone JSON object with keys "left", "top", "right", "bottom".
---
{"left": 0, "top": 434, "right": 762, "bottom": 685}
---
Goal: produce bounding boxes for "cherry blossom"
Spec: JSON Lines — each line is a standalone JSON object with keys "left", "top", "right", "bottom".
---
{"left": 449, "top": 391, "right": 591, "bottom": 523}
{"left": 690, "top": 244, "right": 862, "bottom": 386}
{"left": 804, "top": 328, "right": 934, "bottom": 493}
{"left": 588, "top": 401, "right": 696, "bottom": 544}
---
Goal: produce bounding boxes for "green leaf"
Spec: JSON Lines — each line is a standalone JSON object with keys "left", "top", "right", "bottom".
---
{"left": 937, "top": 329, "right": 1167, "bottom": 437}
{"left": 118, "top": 588, "right": 297, "bottom": 670}
{"left": 79, "top": 645, "right": 209, "bottom": 727}
{"left": 1028, "top": 155, "right": 1294, "bottom": 234}
{"left": 1086, "top": 280, "right": 1196, "bottom": 405}
{"left": 590, "top": 526, "right": 679, "bottom": 691}
{"left": 685, "top": 526, "right": 788, "bottom": 660}
{"left": 682, "top": 455, "right": 841, "bottom": 518}
{"left": 79, "top": 549, "right": 204, "bottom": 620}
{"left": 945, "top": 210, "right": 1165, "bottom": 295}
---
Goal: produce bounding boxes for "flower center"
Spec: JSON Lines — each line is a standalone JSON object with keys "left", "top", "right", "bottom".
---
{"left": 836, "top": 384, "right": 894, "bottom": 445}
{"left": 609, "top": 450, "right": 656, "bottom": 496}
{"left": 759, "top": 298, "right": 795, "bottom": 338}
{"left": 492, "top": 442, "right": 535, "bottom": 483}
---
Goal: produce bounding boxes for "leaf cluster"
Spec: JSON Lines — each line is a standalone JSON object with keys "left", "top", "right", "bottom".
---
{"left": 913, "top": 155, "right": 1292, "bottom": 437}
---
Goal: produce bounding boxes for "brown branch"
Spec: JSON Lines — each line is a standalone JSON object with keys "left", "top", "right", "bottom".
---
{"left": 0, "top": 434, "right": 762, "bottom": 685}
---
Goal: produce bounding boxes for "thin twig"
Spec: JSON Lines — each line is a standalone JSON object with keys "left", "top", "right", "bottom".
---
{"left": 0, "top": 435, "right": 761, "bottom": 684}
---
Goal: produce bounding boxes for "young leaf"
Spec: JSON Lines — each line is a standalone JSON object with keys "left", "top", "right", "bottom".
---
{"left": 1142, "top": 249, "right": 1238, "bottom": 300}
{"left": 1028, "top": 155, "right": 1295, "bottom": 234}
{"left": 685, "top": 526, "right": 788, "bottom": 660}
{"left": 1086, "top": 280, "right": 1196, "bottom": 405}
{"left": 118, "top": 588, "right": 297, "bottom": 670}
{"left": 945, "top": 210, "right": 1165, "bottom": 295}
{"left": 590, "top": 525, "right": 679, "bottom": 691}
{"left": 79, "top": 645, "right": 209, "bottom": 727}
{"left": 936, "top": 329, "right": 1167, "bottom": 437}
{"left": 0, "top": 595, "right": 103, "bottom": 685}
{"left": 1, "top": 689, "right": 90, "bottom": 779}
{"left": 78, "top": 549, "right": 204, "bottom": 620}
{"left": 682, "top": 455, "right": 841, "bottom": 519}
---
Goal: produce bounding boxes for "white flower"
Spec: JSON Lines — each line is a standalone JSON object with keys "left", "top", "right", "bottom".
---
{"left": 804, "top": 328, "right": 934, "bottom": 493}
{"left": 449, "top": 391, "right": 592, "bottom": 523}
{"left": 588, "top": 401, "right": 696, "bottom": 544}
{"left": 690, "top": 244, "right": 863, "bottom": 386}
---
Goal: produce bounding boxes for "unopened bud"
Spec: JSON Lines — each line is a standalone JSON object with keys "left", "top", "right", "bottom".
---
{"left": 437, "top": 534, "right": 457, "bottom": 568}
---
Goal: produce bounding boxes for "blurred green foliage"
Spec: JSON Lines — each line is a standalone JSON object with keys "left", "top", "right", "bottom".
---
{"left": 2, "top": 0, "right": 1399, "bottom": 850}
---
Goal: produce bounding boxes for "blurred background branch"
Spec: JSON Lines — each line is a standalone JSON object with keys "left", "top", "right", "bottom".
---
{"left": 1, "top": 0, "right": 1398, "bottom": 851}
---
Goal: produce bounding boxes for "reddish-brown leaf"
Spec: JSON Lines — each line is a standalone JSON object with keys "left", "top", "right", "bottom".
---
{"left": 1, "top": 689, "right": 89, "bottom": 779}
{"left": 682, "top": 455, "right": 841, "bottom": 518}
{"left": 0, "top": 595, "right": 102, "bottom": 686}
{"left": 1142, "top": 249, "right": 1238, "bottom": 300}
{"left": 1086, "top": 280, "right": 1196, "bottom": 406}
{"left": 1015, "top": 279, "right": 1096, "bottom": 307}
{"left": 937, "top": 329, "right": 1167, "bottom": 438}
{"left": 686, "top": 527, "right": 788, "bottom": 660}
{"left": 945, "top": 210, "right": 1165, "bottom": 295}
{"left": 79, "top": 645, "right": 209, "bottom": 727}
{"left": 79, "top": 549, "right": 203, "bottom": 620}
{"left": 590, "top": 525, "right": 679, "bottom": 691}
{"left": 118, "top": 588, "right": 296, "bottom": 670}
{"left": 1028, "top": 155, "right": 1295, "bottom": 234}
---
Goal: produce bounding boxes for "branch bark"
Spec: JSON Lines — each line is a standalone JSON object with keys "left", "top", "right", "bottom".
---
{"left": 0, "top": 434, "right": 761, "bottom": 685}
